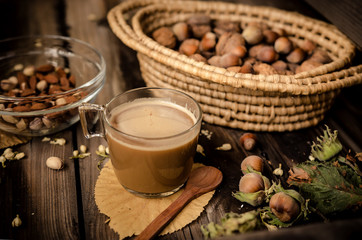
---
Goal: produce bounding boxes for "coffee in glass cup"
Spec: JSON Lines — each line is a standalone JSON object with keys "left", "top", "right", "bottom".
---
{"left": 79, "top": 87, "right": 202, "bottom": 198}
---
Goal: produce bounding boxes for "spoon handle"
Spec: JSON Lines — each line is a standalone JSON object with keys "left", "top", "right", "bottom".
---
{"left": 135, "top": 189, "right": 197, "bottom": 240}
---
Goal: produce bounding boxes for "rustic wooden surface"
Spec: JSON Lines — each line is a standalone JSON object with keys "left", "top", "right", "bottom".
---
{"left": 0, "top": 0, "right": 361, "bottom": 239}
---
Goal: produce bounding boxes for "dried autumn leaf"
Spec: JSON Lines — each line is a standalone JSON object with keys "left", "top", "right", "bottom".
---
{"left": 287, "top": 166, "right": 311, "bottom": 184}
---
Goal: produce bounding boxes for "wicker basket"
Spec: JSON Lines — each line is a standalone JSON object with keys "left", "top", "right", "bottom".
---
{"left": 108, "top": 0, "right": 362, "bottom": 131}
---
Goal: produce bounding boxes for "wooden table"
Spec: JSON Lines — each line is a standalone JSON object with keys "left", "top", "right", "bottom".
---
{"left": 1, "top": 0, "right": 361, "bottom": 239}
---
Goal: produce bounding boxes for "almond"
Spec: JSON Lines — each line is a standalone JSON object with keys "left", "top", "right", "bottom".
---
{"left": 44, "top": 74, "right": 59, "bottom": 84}
{"left": 36, "top": 64, "right": 55, "bottom": 73}
{"left": 12, "top": 105, "right": 31, "bottom": 112}
{"left": 29, "top": 76, "right": 37, "bottom": 90}
{"left": 30, "top": 103, "right": 48, "bottom": 110}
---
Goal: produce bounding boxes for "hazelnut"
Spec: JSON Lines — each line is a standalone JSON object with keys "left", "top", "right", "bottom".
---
{"left": 214, "top": 20, "right": 240, "bottom": 34}
{"left": 239, "top": 63, "right": 254, "bottom": 73}
{"left": 242, "top": 25, "right": 263, "bottom": 45}
{"left": 179, "top": 39, "right": 200, "bottom": 56}
{"left": 286, "top": 48, "right": 305, "bottom": 63}
{"left": 216, "top": 32, "right": 245, "bottom": 56}
{"left": 172, "top": 22, "right": 190, "bottom": 41}
{"left": 229, "top": 45, "right": 247, "bottom": 59}
{"left": 254, "top": 63, "right": 278, "bottom": 75}
{"left": 272, "top": 60, "right": 288, "bottom": 72}
{"left": 207, "top": 55, "right": 222, "bottom": 67}
{"left": 187, "top": 15, "right": 212, "bottom": 39}
{"left": 300, "top": 39, "right": 316, "bottom": 54}
{"left": 227, "top": 66, "right": 243, "bottom": 73}
{"left": 189, "top": 53, "right": 207, "bottom": 63}
{"left": 190, "top": 25, "right": 211, "bottom": 38}
{"left": 272, "top": 28, "right": 287, "bottom": 36}
{"left": 227, "top": 63, "right": 253, "bottom": 74}
{"left": 309, "top": 49, "right": 332, "bottom": 64}
{"left": 263, "top": 29, "right": 279, "bottom": 44}
{"left": 152, "top": 27, "right": 176, "bottom": 49}
{"left": 219, "top": 53, "right": 242, "bottom": 68}
{"left": 208, "top": 54, "right": 242, "bottom": 68}
{"left": 274, "top": 37, "right": 293, "bottom": 54}
{"left": 241, "top": 155, "right": 263, "bottom": 173}
{"left": 187, "top": 14, "right": 211, "bottom": 26}
{"left": 199, "top": 32, "right": 216, "bottom": 52}
{"left": 256, "top": 46, "right": 278, "bottom": 63}
{"left": 296, "top": 60, "right": 323, "bottom": 73}
{"left": 248, "top": 44, "right": 265, "bottom": 58}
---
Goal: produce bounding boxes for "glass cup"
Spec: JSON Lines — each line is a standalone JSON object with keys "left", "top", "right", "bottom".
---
{"left": 79, "top": 87, "right": 202, "bottom": 198}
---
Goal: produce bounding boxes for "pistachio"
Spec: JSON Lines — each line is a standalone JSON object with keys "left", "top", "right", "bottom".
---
{"left": 46, "top": 156, "right": 64, "bottom": 170}
{"left": 50, "top": 138, "right": 66, "bottom": 146}
{"left": 273, "top": 163, "right": 284, "bottom": 176}
{"left": 0, "top": 156, "right": 6, "bottom": 167}
{"left": 1, "top": 79, "right": 16, "bottom": 91}
{"left": 36, "top": 80, "right": 48, "bottom": 92}
{"left": 13, "top": 64, "right": 24, "bottom": 71}
{"left": 14, "top": 152, "right": 26, "bottom": 160}
{"left": 2, "top": 114, "right": 19, "bottom": 124}
{"left": 80, "top": 145, "right": 87, "bottom": 153}
{"left": 29, "top": 117, "right": 43, "bottom": 130}
{"left": 4, "top": 151, "right": 15, "bottom": 160}
{"left": 16, "top": 118, "right": 27, "bottom": 130}
{"left": 42, "top": 117, "right": 53, "bottom": 128}
{"left": 55, "top": 97, "right": 67, "bottom": 106}
{"left": 197, "top": 144, "right": 206, "bottom": 156}
{"left": 216, "top": 143, "right": 232, "bottom": 151}
{"left": 23, "top": 65, "right": 35, "bottom": 76}
{"left": 98, "top": 144, "right": 106, "bottom": 154}
{"left": 73, "top": 150, "right": 79, "bottom": 157}
{"left": 12, "top": 214, "right": 22, "bottom": 227}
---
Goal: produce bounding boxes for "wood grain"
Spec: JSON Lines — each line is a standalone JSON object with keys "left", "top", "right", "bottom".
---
{"left": 0, "top": 0, "right": 361, "bottom": 239}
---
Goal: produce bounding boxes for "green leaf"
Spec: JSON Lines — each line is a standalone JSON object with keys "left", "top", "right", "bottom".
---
{"left": 310, "top": 125, "right": 342, "bottom": 161}
{"left": 201, "top": 210, "right": 264, "bottom": 239}
{"left": 288, "top": 161, "right": 362, "bottom": 215}
{"left": 233, "top": 190, "right": 265, "bottom": 207}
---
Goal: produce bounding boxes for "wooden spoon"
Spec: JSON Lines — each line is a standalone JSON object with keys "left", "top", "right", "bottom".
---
{"left": 135, "top": 166, "right": 223, "bottom": 240}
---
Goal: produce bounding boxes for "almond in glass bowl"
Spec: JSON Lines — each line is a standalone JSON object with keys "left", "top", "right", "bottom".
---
{"left": 0, "top": 35, "right": 106, "bottom": 136}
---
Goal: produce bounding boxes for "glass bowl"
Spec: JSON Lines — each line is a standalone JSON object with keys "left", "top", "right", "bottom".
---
{"left": 0, "top": 35, "right": 106, "bottom": 136}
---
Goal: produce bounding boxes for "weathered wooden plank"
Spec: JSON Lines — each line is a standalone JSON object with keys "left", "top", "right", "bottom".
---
{"left": 0, "top": 130, "right": 81, "bottom": 239}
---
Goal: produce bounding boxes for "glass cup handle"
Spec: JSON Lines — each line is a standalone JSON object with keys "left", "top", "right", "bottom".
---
{"left": 78, "top": 103, "right": 106, "bottom": 138}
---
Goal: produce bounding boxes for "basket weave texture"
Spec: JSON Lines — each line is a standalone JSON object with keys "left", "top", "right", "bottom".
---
{"left": 108, "top": 0, "right": 362, "bottom": 132}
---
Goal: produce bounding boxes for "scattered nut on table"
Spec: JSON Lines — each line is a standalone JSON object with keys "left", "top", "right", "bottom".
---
{"left": 46, "top": 156, "right": 64, "bottom": 170}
